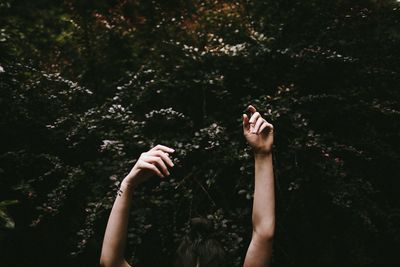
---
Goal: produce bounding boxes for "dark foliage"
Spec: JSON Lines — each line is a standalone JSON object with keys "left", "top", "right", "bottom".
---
{"left": 0, "top": 0, "right": 399, "bottom": 266}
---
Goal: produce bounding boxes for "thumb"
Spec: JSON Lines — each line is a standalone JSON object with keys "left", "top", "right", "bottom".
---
{"left": 242, "top": 114, "right": 250, "bottom": 132}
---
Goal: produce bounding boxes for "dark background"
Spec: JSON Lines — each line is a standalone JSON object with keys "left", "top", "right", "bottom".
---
{"left": 0, "top": 0, "right": 399, "bottom": 266}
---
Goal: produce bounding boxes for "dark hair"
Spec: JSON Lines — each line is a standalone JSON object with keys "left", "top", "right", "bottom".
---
{"left": 174, "top": 217, "right": 226, "bottom": 267}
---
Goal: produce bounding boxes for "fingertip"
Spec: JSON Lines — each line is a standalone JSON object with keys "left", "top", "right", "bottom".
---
{"left": 243, "top": 114, "right": 250, "bottom": 130}
{"left": 247, "top": 105, "right": 256, "bottom": 113}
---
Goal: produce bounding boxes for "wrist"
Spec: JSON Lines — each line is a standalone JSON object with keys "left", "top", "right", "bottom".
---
{"left": 254, "top": 152, "right": 272, "bottom": 163}
{"left": 121, "top": 176, "right": 139, "bottom": 190}
{"left": 123, "top": 167, "right": 142, "bottom": 187}
{"left": 254, "top": 151, "right": 273, "bottom": 160}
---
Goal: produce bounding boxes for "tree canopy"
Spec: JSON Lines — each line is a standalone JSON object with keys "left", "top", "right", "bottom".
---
{"left": 1, "top": 0, "right": 399, "bottom": 266}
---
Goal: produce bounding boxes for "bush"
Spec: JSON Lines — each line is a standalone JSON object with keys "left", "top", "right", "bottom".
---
{"left": 0, "top": 1, "right": 399, "bottom": 266}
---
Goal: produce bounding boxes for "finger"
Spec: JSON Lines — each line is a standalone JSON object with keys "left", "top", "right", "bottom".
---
{"left": 258, "top": 121, "right": 273, "bottom": 134}
{"left": 243, "top": 114, "right": 250, "bottom": 131}
{"left": 140, "top": 161, "right": 164, "bottom": 178}
{"left": 151, "top": 144, "right": 175, "bottom": 153}
{"left": 148, "top": 150, "right": 174, "bottom": 167}
{"left": 253, "top": 117, "right": 265, "bottom": 133}
{"left": 146, "top": 156, "right": 170, "bottom": 176}
{"left": 247, "top": 105, "right": 257, "bottom": 114}
{"left": 249, "top": 112, "right": 260, "bottom": 125}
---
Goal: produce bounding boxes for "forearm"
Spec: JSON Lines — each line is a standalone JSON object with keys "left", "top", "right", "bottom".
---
{"left": 243, "top": 105, "right": 275, "bottom": 266}
{"left": 100, "top": 180, "right": 134, "bottom": 267}
{"left": 252, "top": 152, "right": 275, "bottom": 239}
{"left": 99, "top": 145, "right": 174, "bottom": 267}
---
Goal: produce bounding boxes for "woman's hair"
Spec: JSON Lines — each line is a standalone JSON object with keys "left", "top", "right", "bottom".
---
{"left": 174, "top": 217, "right": 226, "bottom": 267}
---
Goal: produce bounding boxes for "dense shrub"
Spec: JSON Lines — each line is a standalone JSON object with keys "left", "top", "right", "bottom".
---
{"left": 0, "top": 0, "right": 399, "bottom": 266}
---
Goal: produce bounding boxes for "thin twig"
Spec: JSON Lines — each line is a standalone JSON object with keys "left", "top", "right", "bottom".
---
{"left": 174, "top": 171, "right": 194, "bottom": 189}
{"left": 192, "top": 176, "right": 217, "bottom": 208}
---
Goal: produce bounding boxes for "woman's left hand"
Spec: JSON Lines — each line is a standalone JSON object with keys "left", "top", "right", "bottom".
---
{"left": 123, "top": 144, "right": 175, "bottom": 188}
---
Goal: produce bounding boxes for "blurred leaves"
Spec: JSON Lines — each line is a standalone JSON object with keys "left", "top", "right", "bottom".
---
{"left": 0, "top": 0, "right": 399, "bottom": 266}
{"left": 0, "top": 200, "right": 18, "bottom": 230}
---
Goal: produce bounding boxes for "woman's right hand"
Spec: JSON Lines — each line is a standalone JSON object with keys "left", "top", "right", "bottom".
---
{"left": 123, "top": 144, "right": 175, "bottom": 188}
{"left": 243, "top": 105, "right": 274, "bottom": 156}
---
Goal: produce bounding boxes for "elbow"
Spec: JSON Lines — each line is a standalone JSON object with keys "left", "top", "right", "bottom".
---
{"left": 99, "top": 258, "right": 105, "bottom": 267}
{"left": 99, "top": 256, "right": 109, "bottom": 267}
{"left": 99, "top": 256, "right": 121, "bottom": 267}
{"left": 99, "top": 251, "right": 110, "bottom": 267}
{"left": 253, "top": 228, "right": 274, "bottom": 242}
{"left": 100, "top": 244, "right": 126, "bottom": 267}
{"left": 253, "top": 221, "right": 275, "bottom": 242}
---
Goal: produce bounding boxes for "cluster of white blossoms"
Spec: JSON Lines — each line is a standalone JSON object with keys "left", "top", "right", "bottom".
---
{"left": 100, "top": 140, "right": 124, "bottom": 153}
{"left": 108, "top": 104, "right": 126, "bottom": 114}
{"left": 181, "top": 25, "right": 269, "bottom": 58}
{"left": 145, "top": 107, "right": 186, "bottom": 120}
{"left": 248, "top": 29, "right": 268, "bottom": 42}
{"left": 102, "top": 103, "right": 132, "bottom": 121}
{"left": 206, "top": 26, "right": 271, "bottom": 55}
{"left": 116, "top": 68, "right": 156, "bottom": 91}
{"left": 203, "top": 35, "right": 248, "bottom": 57}
{"left": 218, "top": 42, "right": 247, "bottom": 56}
{"left": 100, "top": 140, "right": 120, "bottom": 149}
{"left": 42, "top": 72, "right": 93, "bottom": 95}
{"left": 294, "top": 46, "right": 356, "bottom": 62}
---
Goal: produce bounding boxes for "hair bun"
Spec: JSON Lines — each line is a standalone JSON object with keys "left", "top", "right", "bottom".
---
{"left": 189, "top": 217, "right": 212, "bottom": 239}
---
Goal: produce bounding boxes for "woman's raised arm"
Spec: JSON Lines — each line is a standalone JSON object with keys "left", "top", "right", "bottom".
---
{"left": 242, "top": 105, "right": 275, "bottom": 267}
{"left": 100, "top": 145, "right": 175, "bottom": 267}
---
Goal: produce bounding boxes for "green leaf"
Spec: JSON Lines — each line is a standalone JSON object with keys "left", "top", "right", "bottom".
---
{"left": 0, "top": 200, "right": 19, "bottom": 208}
{"left": 0, "top": 209, "right": 15, "bottom": 229}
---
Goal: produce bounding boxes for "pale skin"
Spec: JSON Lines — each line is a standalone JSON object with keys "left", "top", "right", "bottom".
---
{"left": 100, "top": 105, "right": 275, "bottom": 267}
